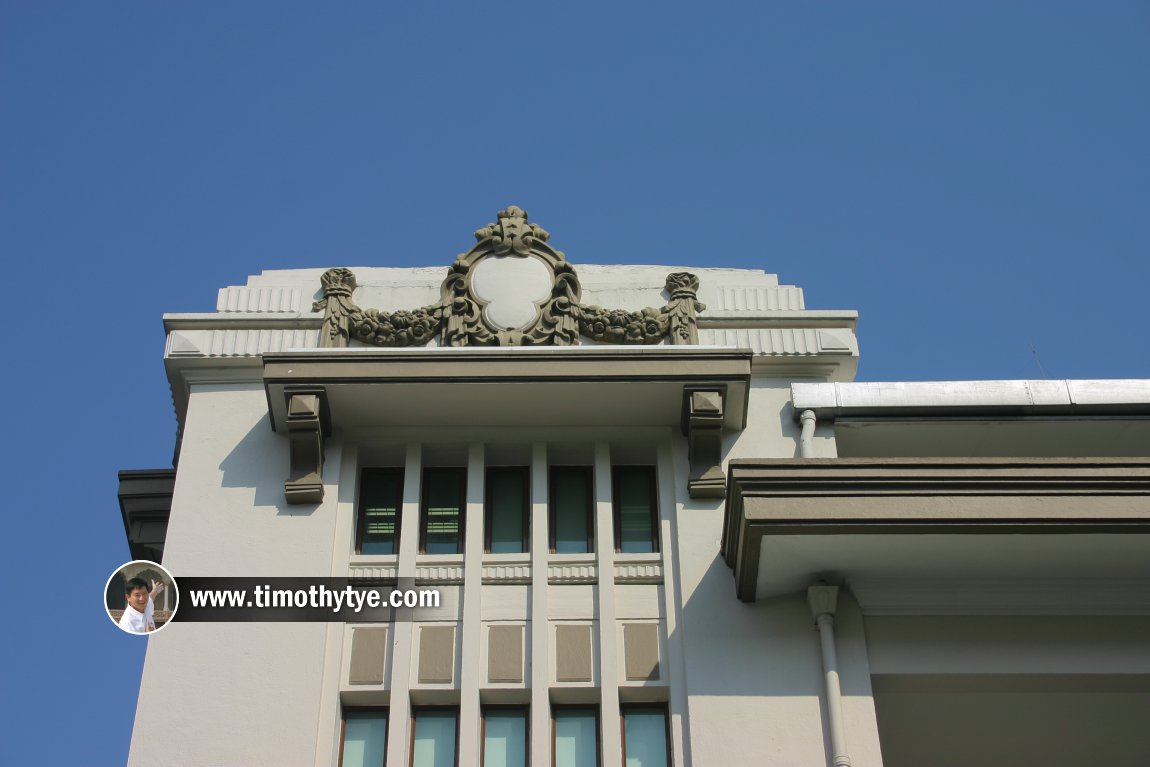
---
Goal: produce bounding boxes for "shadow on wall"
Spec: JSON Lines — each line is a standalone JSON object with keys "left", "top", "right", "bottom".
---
{"left": 218, "top": 414, "right": 319, "bottom": 515}
{"left": 677, "top": 545, "right": 874, "bottom": 694}
{"left": 678, "top": 546, "right": 824, "bottom": 698}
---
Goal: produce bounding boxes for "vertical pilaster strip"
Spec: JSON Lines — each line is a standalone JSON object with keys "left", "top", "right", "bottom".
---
{"left": 594, "top": 442, "right": 622, "bottom": 766}
{"left": 530, "top": 443, "right": 551, "bottom": 767}
{"left": 385, "top": 444, "right": 423, "bottom": 767}
{"left": 657, "top": 437, "right": 692, "bottom": 765}
{"left": 808, "top": 585, "right": 852, "bottom": 767}
{"left": 458, "top": 443, "right": 485, "bottom": 765}
{"left": 315, "top": 441, "right": 356, "bottom": 767}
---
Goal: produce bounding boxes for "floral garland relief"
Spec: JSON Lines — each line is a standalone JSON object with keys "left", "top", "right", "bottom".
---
{"left": 312, "top": 208, "right": 704, "bottom": 348}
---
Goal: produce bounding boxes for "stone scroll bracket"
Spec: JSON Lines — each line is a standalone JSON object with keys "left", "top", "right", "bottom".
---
{"left": 681, "top": 386, "right": 727, "bottom": 498}
{"left": 283, "top": 388, "right": 331, "bottom": 505}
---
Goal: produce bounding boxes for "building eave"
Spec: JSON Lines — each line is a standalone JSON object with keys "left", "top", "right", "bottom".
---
{"left": 722, "top": 458, "right": 1150, "bottom": 606}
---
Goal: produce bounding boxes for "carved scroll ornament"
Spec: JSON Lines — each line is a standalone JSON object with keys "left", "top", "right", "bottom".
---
{"left": 312, "top": 206, "right": 705, "bottom": 348}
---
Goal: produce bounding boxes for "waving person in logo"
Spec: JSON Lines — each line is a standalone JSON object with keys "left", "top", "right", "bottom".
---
{"left": 118, "top": 577, "right": 165, "bottom": 634}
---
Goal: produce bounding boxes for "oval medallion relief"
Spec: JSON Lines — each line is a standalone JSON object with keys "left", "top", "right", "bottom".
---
{"left": 471, "top": 255, "right": 554, "bottom": 331}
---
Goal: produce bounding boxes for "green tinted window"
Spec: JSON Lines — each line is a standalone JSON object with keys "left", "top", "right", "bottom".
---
{"left": 623, "top": 708, "right": 668, "bottom": 767}
{"left": 421, "top": 468, "right": 466, "bottom": 554}
{"left": 614, "top": 467, "right": 657, "bottom": 554}
{"left": 358, "top": 469, "right": 403, "bottom": 555}
{"left": 487, "top": 468, "right": 528, "bottom": 554}
{"left": 554, "top": 707, "right": 598, "bottom": 767}
{"left": 340, "top": 710, "right": 387, "bottom": 767}
{"left": 551, "top": 467, "right": 593, "bottom": 554}
{"left": 412, "top": 709, "right": 457, "bottom": 767}
{"left": 482, "top": 708, "right": 527, "bottom": 767}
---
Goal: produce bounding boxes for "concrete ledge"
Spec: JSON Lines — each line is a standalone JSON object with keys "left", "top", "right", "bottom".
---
{"left": 722, "top": 458, "right": 1150, "bottom": 603}
{"left": 792, "top": 379, "right": 1150, "bottom": 419}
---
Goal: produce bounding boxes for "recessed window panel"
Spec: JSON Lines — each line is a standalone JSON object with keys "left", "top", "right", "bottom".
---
{"left": 487, "top": 467, "right": 529, "bottom": 554}
{"left": 550, "top": 467, "right": 594, "bottom": 554}
{"left": 622, "top": 707, "right": 669, "bottom": 767}
{"left": 554, "top": 707, "right": 598, "bottom": 767}
{"left": 613, "top": 467, "right": 658, "bottom": 554}
{"left": 341, "top": 710, "right": 387, "bottom": 767}
{"left": 483, "top": 707, "right": 527, "bottom": 767}
{"left": 421, "top": 468, "right": 466, "bottom": 554}
{"left": 358, "top": 468, "right": 403, "bottom": 555}
{"left": 412, "top": 709, "right": 457, "bottom": 767}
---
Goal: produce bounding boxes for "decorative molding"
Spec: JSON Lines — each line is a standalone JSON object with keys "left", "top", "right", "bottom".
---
{"left": 348, "top": 564, "right": 399, "bottom": 583}
{"left": 682, "top": 386, "right": 727, "bottom": 498}
{"left": 166, "top": 328, "right": 320, "bottom": 359}
{"left": 415, "top": 564, "right": 466, "bottom": 585}
{"left": 713, "top": 285, "right": 805, "bottom": 311}
{"left": 311, "top": 205, "right": 704, "bottom": 347}
{"left": 481, "top": 562, "right": 533, "bottom": 584}
{"left": 613, "top": 560, "right": 664, "bottom": 584}
{"left": 699, "top": 327, "right": 833, "bottom": 356}
{"left": 548, "top": 562, "right": 599, "bottom": 584}
{"left": 217, "top": 286, "right": 302, "bottom": 313}
{"left": 283, "top": 389, "right": 328, "bottom": 504}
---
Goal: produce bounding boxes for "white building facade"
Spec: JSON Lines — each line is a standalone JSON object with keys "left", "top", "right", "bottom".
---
{"left": 123, "top": 206, "right": 1150, "bottom": 767}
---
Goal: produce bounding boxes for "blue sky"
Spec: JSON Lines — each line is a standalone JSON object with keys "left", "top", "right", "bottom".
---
{"left": 2, "top": 2, "right": 1147, "bottom": 763}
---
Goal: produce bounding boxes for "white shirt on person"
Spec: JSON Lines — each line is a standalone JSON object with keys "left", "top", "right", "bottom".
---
{"left": 119, "top": 597, "right": 155, "bottom": 633}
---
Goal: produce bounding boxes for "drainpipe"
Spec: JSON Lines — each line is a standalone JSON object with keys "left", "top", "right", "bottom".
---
{"left": 808, "top": 584, "right": 852, "bottom": 767}
{"left": 799, "top": 409, "right": 817, "bottom": 458}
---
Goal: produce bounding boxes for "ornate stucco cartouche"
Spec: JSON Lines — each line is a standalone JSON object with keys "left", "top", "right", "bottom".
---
{"left": 312, "top": 205, "right": 705, "bottom": 348}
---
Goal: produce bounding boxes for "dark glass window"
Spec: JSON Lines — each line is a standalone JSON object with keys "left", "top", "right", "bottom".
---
{"left": 358, "top": 468, "right": 403, "bottom": 555}
{"left": 553, "top": 706, "right": 599, "bottom": 767}
{"left": 621, "top": 706, "right": 669, "bottom": 767}
{"left": 549, "top": 467, "right": 594, "bottom": 554}
{"left": 340, "top": 709, "right": 387, "bottom": 767}
{"left": 613, "top": 466, "right": 658, "bottom": 554}
{"left": 482, "top": 706, "right": 528, "bottom": 767}
{"left": 486, "top": 467, "right": 529, "bottom": 554}
{"left": 420, "top": 468, "right": 466, "bottom": 554}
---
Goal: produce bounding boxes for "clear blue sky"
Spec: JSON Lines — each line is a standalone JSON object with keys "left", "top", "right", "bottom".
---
{"left": 2, "top": 2, "right": 1147, "bottom": 763}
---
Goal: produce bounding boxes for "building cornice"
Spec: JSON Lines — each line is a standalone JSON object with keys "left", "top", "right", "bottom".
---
{"left": 722, "top": 458, "right": 1150, "bottom": 603}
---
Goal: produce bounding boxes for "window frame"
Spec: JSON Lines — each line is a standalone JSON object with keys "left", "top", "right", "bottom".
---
{"left": 419, "top": 467, "right": 468, "bottom": 555}
{"left": 409, "top": 705, "right": 460, "bottom": 767}
{"left": 484, "top": 466, "right": 530, "bottom": 554}
{"left": 612, "top": 465, "right": 659, "bottom": 554}
{"left": 619, "top": 704, "right": 671, "bottom": 767}
{"left": 338, "top": 706, "right": 389, "bottom": 767}
{"left": 551, "top": 705, "right": 600, "bottom": 767}
{"left": 548, "top": 466, "right": 595, "bottom": 554}
{"left": 480, "top": 704, "right": 529, "bottom": 767}
{"left": 356, "top": 467, "right": 404, "bottom": 555}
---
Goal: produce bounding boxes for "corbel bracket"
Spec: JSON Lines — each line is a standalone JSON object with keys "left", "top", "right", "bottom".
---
{"left": 681, "top": 386, "right": 727, "bottom": 498}
{"left": 283, "top": 388, "right": 330, "bottom": 504}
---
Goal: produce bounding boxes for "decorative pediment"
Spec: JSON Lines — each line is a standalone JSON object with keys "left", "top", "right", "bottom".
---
{"left": 312, "top": 205, "right": 704, "bottom": 347}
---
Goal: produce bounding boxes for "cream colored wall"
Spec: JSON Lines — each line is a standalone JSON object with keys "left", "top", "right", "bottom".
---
{"left": 130, "top": 380, "right": 871, "bottom": 767}
{"left": 670, "top": 375, "right": 882, "bottom": 766}
{"left": 129, "top": 383, "right": 343, "bottom": 767}
{"left": 139, "top": 260, "right": 863, "bottom": 766}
